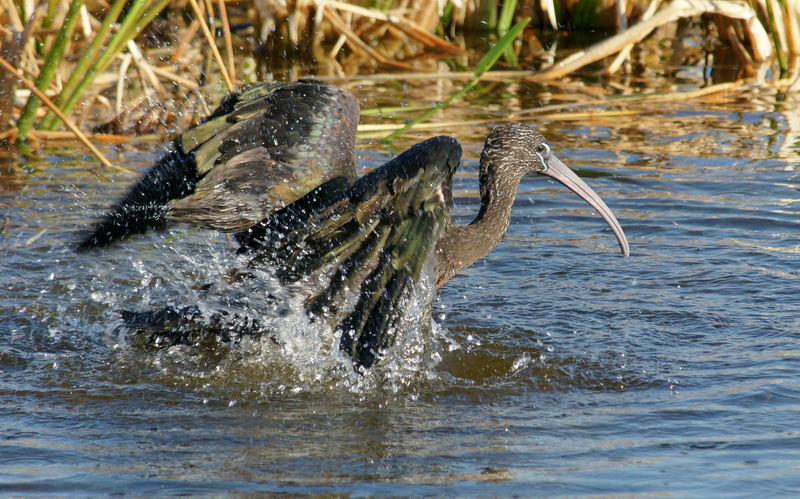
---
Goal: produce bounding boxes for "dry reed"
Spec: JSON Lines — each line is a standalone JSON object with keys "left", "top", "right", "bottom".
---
{"left": 0, "top": 0, "right": 797, "bottom": 158}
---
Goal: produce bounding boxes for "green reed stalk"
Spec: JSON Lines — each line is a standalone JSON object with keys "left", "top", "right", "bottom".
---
{"left": 15, "top": 0, "right": 85, "bottom": 146}
{"left": 39, "top": 0, "right": 129, "bottom": 130}
{"left": 484, "top": 0, "right": 499, "bottom": 30}
{"left": 34, "top": 0, "right": 62, "bottom": 55}
{"left": 766, "top": 0, "right": 788, "bottom": 70}
{"left": 497, "top": 0, "right": 519, "bottom": 66}
{"left": 382, "top": 17, "right": 530, "bottom": 142}
{"left": 497, "top": 0, "right": 518, "bottom": 35}
{"left": 46, "top": 0, "right": 171, "bottom": 131}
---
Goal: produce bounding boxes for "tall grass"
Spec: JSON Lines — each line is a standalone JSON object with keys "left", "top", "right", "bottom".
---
{"left": 0, "top": 0, "right": 796, "bottom": 154}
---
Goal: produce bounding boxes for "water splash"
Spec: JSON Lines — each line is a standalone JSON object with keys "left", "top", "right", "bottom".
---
{"left": 85, "top": 229, "right": 447, "bottom": 397}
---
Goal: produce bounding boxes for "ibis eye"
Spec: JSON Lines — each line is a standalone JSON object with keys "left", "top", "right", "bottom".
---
{"left": 536, "top": 144, "right": 548, "bottom": 154}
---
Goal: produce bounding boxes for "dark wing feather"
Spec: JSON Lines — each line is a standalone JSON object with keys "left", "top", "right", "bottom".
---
{"left": 261, "top": 136, "right": 462, "bottom": 368}
{"left": 78, "top": 79, "right": 359, "bottom": 249}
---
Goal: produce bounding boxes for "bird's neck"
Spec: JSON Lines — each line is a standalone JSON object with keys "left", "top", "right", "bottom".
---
{"left": 434, "top": 154, "right": 522, "bottom": 288}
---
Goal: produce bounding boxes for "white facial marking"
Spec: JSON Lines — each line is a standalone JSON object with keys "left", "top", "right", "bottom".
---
{"left": 535, "top": 143, "right": 551, "bottom": 171}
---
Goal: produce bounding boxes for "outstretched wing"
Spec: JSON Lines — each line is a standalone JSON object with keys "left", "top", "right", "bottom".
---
{"left": 78, "top": 80, "right": 360, "bottom": 249}
{"left": 261, "top": 136, "right": 463, "bottom": 369}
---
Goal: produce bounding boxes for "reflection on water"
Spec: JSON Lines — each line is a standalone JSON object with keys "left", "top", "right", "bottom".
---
{"left": 3, "top": 66, "right": 800, "bottom": 493}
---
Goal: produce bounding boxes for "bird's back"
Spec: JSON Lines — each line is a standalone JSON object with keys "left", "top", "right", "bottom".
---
{"left": 78, "top": 80, "right": 360, "bottom": 249}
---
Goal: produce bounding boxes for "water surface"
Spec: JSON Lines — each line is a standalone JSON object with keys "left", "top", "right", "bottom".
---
{"left": 2, "top": 81, "right": 800, "bottom": 495}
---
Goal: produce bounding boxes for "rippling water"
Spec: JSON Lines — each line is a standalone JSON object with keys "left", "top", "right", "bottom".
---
{"left": 2, "top": 85, "right": 800, "bottom": 495}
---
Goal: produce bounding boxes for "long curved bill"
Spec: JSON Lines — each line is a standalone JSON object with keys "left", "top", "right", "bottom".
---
{"left": 543, "top": 155, "right": 630, "bottom": 257}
